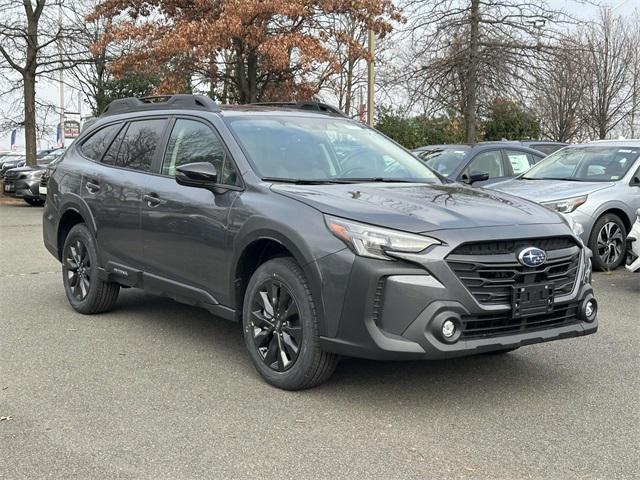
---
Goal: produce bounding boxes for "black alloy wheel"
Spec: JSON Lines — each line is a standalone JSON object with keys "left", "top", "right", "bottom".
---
{"left": 61, "top": 223, "right": 120, "bottom": 314}
{"left": 64, "top": 238, "right": 91, "bottom": 301}
{"left": 250, "top": 279, "right": 303, "bottom": 372}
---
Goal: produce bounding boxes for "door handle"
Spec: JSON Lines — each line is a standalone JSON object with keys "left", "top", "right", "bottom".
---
{"left": 143, "top": 193, "right": 166, "bottom": 207}
{"left": 86, "top": 181, "right": 100, "bottom": 194}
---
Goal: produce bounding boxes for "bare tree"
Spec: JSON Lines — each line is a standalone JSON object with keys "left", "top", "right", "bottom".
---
{"left": 0, "top": 0, "right": 86, "bottom": 165}
{"left": 533, "top": 38, "right": 586, "bottom": 142}
{"left": 392, "top": 0, "right": 573, "bottom": 142}
{"left": 580, "top": 8, "right": 635, "bottom": 139}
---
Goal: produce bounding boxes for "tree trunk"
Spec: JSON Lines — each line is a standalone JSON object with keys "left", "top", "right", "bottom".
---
{"left": 464, "top": 0, "right": 480, "bottom": 143}
{"left": 23, "top": 71, "right": 38, "bottom": 167}
{"left": 247, "top": 51, "right": 258, "bottom": 102}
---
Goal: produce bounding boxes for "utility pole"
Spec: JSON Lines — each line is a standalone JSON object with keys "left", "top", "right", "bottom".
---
{"left": 367, "top": 28, "right": 375, "bottom": 127}
{"left": 58, "top": 2, "right": 65, "bottom": 147}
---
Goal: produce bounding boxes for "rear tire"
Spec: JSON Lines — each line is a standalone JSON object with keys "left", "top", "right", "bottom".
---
{"left": 62, "top": 224, "right": 120, "bottom": 314}
{"left": 242, "top": 257, "right": 338, "bottom": 390}
{"left": 589, "top": 213, "right": 626, "bottom": 271}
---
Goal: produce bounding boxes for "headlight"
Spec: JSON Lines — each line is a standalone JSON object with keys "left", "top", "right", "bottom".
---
{"left": 561, "top": 213, "right": 584, "bottom": 238}
{"left": 542, "top": 195, "right": 587, "bottom": 213}
{"left": 325, "top": 215, "right": 440, "bottom": 260}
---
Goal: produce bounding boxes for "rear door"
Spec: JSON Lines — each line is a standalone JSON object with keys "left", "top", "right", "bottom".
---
{"left": 503, "top": 149, "right": 542, "bottom": 177}
{"left": 140, "top": 117, "right": 242, "bottom": 305}
{"left": 81, "top": 117, "right": 168, "bottom": 270}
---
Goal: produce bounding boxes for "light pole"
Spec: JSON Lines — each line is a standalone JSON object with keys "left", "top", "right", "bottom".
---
{"left": 367, "top": 28, "right": 375, "bottom": 127}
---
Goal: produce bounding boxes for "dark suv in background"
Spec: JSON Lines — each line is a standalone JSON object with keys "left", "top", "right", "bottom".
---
{"left": 43, "top": 95, "right": 597, "bottom": 389}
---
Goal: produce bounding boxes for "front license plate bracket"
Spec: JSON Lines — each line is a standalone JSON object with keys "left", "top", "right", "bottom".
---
{"left": 512, "top": 284, "right": 554, "bottom": 318}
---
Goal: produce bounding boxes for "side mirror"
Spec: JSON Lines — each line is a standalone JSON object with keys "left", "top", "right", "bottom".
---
{"left": 631, "top": 175, "right": 640, "bottom": 186}
{"left": 463, "top": 170, "right": 490, "bottom": 185}
{"left": 176, "top": 162, "right": 218, "bottom": 188}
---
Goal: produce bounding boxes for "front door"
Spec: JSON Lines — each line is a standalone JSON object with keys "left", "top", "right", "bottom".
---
{"left": 140, "top": 117, "right": 242, "bottom": 305}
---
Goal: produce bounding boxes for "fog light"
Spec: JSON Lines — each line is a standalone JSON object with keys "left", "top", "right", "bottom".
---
{"left": 442, "top": 319, "right": 456, "bottom": 338}
{"left": 579, "top": 295, "right": 597, "bottom": 323}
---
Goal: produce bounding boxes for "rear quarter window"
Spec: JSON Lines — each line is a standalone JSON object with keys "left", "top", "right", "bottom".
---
{"left": 79, "top": 123, "right": 121, "bottom": 161}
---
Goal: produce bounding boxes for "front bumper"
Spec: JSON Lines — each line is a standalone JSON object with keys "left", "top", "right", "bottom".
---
{"left": 12, "top": 178, "right": 40, "bottom": 199}
{"left": 317, "top": 224, "right": 597, "bottom": 360}
{"left": 626, "top": 237, "right": 640, "bottom": 272}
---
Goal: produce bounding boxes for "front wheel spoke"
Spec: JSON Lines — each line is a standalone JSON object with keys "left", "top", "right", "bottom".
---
{"left": 281, "top": 300, "right": 299, "bottom": 321}
{"left": 258, "top": 291, "right": 274, "bottom": 317}
{"left": 67, "top": 270, "right": 77, "bottom": 286}
{"left": 271, "top": 283, "right": 280, "bottom": 311}
{"left": 253, "top": 328, "right": 272, "bottom": 348}
{"left": 252, "top": 310, "right": 274, "bottom": 328}
{"left": 282, "top": 324, "right": 302, "bottom": 341}
{"left": 80, "top": 277, "right": 89, "bottom": 298}
{"left": 263, "top": 336, "right": 279, "bottom": 366}
{"left": 281, "top": 332, "right": 299, "bottom": 358}
{"left": 276, "top": 334, "right": 290, "bottom": 370}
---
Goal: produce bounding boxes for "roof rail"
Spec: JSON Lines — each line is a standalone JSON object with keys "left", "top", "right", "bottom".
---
{"left": 250, "top": 101, "right": 346, "bottom": 117}
{"left": 101, "top": 94, "right": 220, "bottom": 117}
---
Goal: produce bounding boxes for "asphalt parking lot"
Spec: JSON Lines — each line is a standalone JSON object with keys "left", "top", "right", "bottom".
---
{"left": 1, "top": 202, "right": 639, "bottom": 480}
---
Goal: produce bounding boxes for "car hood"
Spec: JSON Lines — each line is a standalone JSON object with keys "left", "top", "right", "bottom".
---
{"left": 271, "top": 182, "right": 564, "bottom": 233}
{"left": 491, "top": 178, "right": 615, "bottom": 202}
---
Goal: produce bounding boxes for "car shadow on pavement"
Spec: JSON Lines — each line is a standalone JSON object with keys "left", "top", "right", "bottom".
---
{"left": 112, "top": 288, "right": 575, "bottom": 406}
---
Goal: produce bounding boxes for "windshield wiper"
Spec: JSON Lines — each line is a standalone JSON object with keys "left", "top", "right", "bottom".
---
{"left": 262, "top": 177, "right": 342, "bottom": 185}
{"left": 331, "top": 177, "right": 423, "bottom": 183}
{"left": 521, "top": 176, "right": 584, "bottom": 182}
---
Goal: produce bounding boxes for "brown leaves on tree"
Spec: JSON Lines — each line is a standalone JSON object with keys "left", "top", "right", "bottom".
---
{"left": 89, "top": 0, "right": 399, "bottom": 103}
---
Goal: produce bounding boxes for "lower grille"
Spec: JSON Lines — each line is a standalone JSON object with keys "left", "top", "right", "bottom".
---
{"left": 461, "top": 303, "right": 580, "bottom": 339}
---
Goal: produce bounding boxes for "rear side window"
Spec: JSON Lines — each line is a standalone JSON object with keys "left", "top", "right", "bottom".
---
{"left": 505, "top": 150, "right": 535, "bottom": 175}
{"left": 115, "top": 119, "right": 166, "bottom": 172}
{"left": 80, "top": 123, "right": 121, "bottom": 161}
{"left": 466, "top": 150, "right": 504, "bottom": 178}
{"left": 101, "top": 125, "right": 127, "bottom": 166}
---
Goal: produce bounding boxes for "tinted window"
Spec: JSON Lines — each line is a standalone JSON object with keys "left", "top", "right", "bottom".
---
{"left": 531, "top": 144, "right": 564, "bottom": 155}
{"left": 419, "top": 148, "right": 470, "bottom": 177}
{"left": 162, "top": 119, "right": 238, "bottom": 185}
{"left": 80, "top": 123, "right": 121, "bottom": 161}
{"left": 466, "top": 150, "right": 504, "bottom": 178}
{"left": 101, "top": 125, "right": 127, "bottom": 166}
{"left": 505, "top": 150, "right": 535, "bottom": 175}
{"left": 116, "top": 119, "right": 166, "bottom": 172}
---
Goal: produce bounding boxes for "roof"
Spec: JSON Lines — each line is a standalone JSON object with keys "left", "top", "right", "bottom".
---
{"left": 587, "top": 139, "right": 640, "bottom": 147}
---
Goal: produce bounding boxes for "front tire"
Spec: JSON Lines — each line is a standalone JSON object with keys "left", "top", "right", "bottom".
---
{"left": 242, "top": 257, "right": 338, "bottom": 390}
{"left": 62, "top": 224, "right": 120, "bottom": 314}
{"left": 589, "top": 213, "right": 626, "bottom": 271}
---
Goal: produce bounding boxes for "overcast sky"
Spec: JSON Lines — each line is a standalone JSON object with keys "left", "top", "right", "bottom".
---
{"left": 1, "top": 0, "right": 637, "bottom": 149}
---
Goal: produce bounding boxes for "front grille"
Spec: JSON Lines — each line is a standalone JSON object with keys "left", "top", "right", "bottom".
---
{"left": 447, "top": 237, "right": 581, "bottom": 305}
{"left": 461, "top": 303, "right": 580, "bottom": 338}
{"left": 40, "top": 175, "right": 48, "bottom": 187}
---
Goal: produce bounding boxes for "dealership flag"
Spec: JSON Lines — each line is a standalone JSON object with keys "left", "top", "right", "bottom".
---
{"left": 10, "top": 129, "right": 16, "bottom": 150}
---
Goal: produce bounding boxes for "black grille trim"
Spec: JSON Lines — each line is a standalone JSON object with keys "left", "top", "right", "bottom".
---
{"left": 452, "top": 237, "right": 577, "bottom": 256}
{"left": 461, "top": 303, "right": 580, "bottom": 339}
{"left": 447, "top": 238, "right": 582, "bottom": 306}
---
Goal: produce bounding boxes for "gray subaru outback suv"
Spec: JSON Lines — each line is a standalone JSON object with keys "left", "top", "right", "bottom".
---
{"left": 42, "top": 95, "right": 597, "bottom": 390}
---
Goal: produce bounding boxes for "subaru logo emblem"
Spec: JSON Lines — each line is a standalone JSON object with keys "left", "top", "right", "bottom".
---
{"left": 518, "top": 247, "right": 547, "bottom": 267}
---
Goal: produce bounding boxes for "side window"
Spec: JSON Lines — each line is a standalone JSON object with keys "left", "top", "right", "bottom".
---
{"left": 466, "top": 150, "right": 504, "bottom": 178}
{"left": 101, "top": 124, "right": 127, "bottom": 166}
{"left": 80, "top": 123, "right": 121, "bottom": 161}
{"left": 116, "top": 119, "right": 167, "bottom": 172}
{"left": 162, "top": 119, "right": 239, "bottom": 185}
{"left": 505, "top": 150, "right": 534, "bottom": 175}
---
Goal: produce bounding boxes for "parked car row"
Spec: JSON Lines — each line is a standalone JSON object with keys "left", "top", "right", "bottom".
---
{"left": 1, "top": 149, "right": 65, "bottom": 205}
{"left": 413, "top": 140, "right": 640, "bottom": 271}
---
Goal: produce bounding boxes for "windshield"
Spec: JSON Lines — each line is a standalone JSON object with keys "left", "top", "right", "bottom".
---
{"left": 522, "top": 146, "right": 639, "bottom": 182}
{"left": 226, "top": 116, "right": 440, "bottom": 183}
{"left": 416, "top": 147, "right": 470, "bottom": 177}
